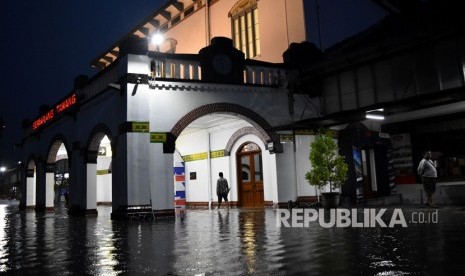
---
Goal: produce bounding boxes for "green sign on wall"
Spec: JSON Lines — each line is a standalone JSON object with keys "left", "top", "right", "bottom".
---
{"left": 150, "top": 132, "right": 167, "bottom": 143}
{"left": 131, "top": 122, "right": 149, "bottom": 133}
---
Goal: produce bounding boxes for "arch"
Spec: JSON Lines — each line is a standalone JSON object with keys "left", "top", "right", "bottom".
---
{"left": 46, "top": 134, "right": 71, "bottom": 165}
{"left": 170, "top": 102, "right": 281, "bottom": 152}
{"left": 229, "top": 0, "right": 257, "bottom": 17}
{"left": 225, "top": 127, "right": 268, "bottom": 154}
{"left": 26, "top": 155, "right": 37, "bottom": 170}
{"left": 86, "top": 123, "right": 115, "bottom": 164}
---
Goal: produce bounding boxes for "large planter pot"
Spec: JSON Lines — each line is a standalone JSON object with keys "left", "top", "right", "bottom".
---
{"left": 321, "top": 192, "right": 340, "bottom": 209}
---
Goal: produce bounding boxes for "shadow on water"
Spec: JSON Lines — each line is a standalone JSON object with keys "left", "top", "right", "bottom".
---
{"left": 2, "top": 202, "right": 465, "bottom": 275}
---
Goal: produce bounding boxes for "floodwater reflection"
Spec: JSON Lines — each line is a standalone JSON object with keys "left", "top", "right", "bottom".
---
{"left": 1, "top": 201, "right": 465, "bottom": 275}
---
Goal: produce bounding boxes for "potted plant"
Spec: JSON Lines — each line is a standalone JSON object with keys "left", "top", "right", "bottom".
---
{"left": 305, "top": 130, "right": 348, "bottom": 208}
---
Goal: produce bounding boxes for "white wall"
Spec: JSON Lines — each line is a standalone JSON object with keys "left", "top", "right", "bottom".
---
{"left": 295, "top": 135, "right": 317, "bottom": 197}
{"left": 175, "top": 124, "right": 278, "bottom": 204}
{"left": 149, "top": 82, "right": 293, "bottom": 132}
{"left": 97, "top": 156, "right": 112, "bottom": 203}
{"left": 176, "top": 129, "right": 209, "bottom": 203}
{"left": 276, "top": 141, "right": 297, "bottom": 203}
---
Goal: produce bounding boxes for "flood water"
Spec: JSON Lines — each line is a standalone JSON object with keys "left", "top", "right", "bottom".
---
{"left": 1, "top": 201, "right": 465, "bottom": 275}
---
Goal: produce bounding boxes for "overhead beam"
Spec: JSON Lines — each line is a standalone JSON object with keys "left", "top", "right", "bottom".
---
{"left": 102, "top": 56, "right": 114, "bottom": 63}
{"left": 149, "top": 19, "right": 160, "bottom": 28}
{"left": 140, "top": 27, "right": 150, "bottom": 37}
{"left": 159, "top": 10, "right": 171, "bottom": 21}
{"left": 172, "top": 1, "right": 184, "bottom": 12}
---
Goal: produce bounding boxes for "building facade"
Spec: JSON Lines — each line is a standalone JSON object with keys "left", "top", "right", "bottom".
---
{"left": 22, "top": 0, "right": 463, "bottom": 217}
{"left": 20, "top": 0, "right": 317, "bottom": 216}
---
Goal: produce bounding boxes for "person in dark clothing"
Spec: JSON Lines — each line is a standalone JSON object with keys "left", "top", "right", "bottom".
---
{"left": 417, "top": 151, "right": 438, "bottom": 207}
{"left": 216, "top": 172, "right": 230, "bottom": 209}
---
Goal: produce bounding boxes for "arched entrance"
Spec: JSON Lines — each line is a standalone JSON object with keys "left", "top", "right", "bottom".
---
{"left": 86, "top": 126, "right": 114, "bottom": 214}
{"left": 237, "top": 142, "right": 264, "bottom": 207}
{"left": 46, "top": 139, "right": 70, "bottom": 211}
{"left": 165, "top": 103, "right": 280, "bottom": 210}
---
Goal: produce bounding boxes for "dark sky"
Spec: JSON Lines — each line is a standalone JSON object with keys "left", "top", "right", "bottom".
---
{"left": 0, "top": 0, "right": 386, "bottom": 167}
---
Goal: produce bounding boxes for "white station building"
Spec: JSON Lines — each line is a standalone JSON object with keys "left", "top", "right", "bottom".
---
{"left": 21, "top": 0, "right": 465, "bottom": 216}
{"left": 20, "top": 0, "right": 320, "bottom": 216}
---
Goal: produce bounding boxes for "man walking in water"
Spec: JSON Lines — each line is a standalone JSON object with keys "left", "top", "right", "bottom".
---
{"left": 216, "top": 172, "right": 230, "bottom": 209}
{"left": 417, "top": 150, "right": 438, "bottom": 207}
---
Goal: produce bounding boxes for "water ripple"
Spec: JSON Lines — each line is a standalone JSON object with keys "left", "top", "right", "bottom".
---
{"left": 1, "top": 203, "right": 465, "bottom": 275}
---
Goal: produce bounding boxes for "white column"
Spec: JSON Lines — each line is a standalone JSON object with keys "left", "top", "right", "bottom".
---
{"left": 150, "top": 143, "right": 174, "bottom": 210}
{"left": 127, "top": 133, "right": 151, "bottom": 205}
{"left": 86, "top": 163, "right": 97, "bottom": 210}
{"left": 26, "top": 176, "right": 36, "bottom": 207}
{"left": 45, "top": 172, "right": 55, "bottom": 210}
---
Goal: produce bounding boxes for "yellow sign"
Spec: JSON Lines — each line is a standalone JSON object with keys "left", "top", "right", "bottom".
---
{"left": 97, "top": 169, "right": 110, "bottom": 175}
{"left": 131, "top": 122, "right": 149, "bottom": 133}
{"left": 210, "top": 150, "right": 226, "bottom": 158}
{"left": 150, "top": 132, "right": 167, "bottom": 143}
{"left": 279, "top": 134, "right": 294, "bottom": 143}
{"left": 182, "top": 152, "right": 208, "bottom": 162}
{"left": 182, "top": 150, "right": 229, "bottom": 162}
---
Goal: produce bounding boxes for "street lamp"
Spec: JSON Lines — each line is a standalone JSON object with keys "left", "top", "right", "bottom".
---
{"left": 0, "top": 166, "right": 6, "bottom": 173}
{"left": 150, "top": 33, "right": 165, "bottom": 78}
{"left": 151, "top": 33, "right": 165, "bottom": 51}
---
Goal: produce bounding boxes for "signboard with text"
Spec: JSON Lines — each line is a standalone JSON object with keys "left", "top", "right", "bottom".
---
{"left": 32, "top": 93, "right": 78, "bottom": 131}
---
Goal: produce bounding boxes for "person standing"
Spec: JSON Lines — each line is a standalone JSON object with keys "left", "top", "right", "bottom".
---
{"left": 417, "top": 151, "right": 438, "bottom": 207}
{"left": 216, "top": 172, "right": 230, "bottom": 209}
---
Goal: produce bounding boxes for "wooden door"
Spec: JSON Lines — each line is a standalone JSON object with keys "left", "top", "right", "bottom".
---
{"left": 237, "top": 143, "right": 264, "bottom": 207}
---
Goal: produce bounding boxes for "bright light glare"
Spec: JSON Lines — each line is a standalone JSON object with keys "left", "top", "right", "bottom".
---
{"left": 0, "top": 167, "right": 6, "bottom": 172}
{"left": 366, "top": 113, "right": 385, "bottom": 120}
{"left": 151, "top": 33, "right": 164, "bottom": 46}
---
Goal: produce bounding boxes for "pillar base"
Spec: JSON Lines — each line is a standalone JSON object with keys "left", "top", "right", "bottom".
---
{"left": 111, "top": 206, "right": 175, "bottom": 220}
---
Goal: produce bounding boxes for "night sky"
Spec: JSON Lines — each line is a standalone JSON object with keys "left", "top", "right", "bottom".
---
{"left": 0, "top": 0, "right": 386, "bottom": 167}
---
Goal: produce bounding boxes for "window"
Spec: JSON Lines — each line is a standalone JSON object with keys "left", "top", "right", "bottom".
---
{"left": 171, "top": 15, "right": 181, "bottom": 26}
{"left": 230, "top": 0, "right": 260, "bottom": 59}
{"left": 184, "top": 6, "right": 194, "bottom": 17}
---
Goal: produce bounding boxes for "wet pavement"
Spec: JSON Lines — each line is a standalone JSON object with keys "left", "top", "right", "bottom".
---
{"left": 1, "top": 200, "right": 465, "bottom": 275}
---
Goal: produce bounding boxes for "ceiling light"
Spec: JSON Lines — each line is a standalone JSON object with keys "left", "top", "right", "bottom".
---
{"left": 365, "top": 112, "right": 385, "bottom": 120}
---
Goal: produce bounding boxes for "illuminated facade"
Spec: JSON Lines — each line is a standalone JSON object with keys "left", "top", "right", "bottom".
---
{"left": 22, "top": 0, "right": 463, "bottom": 215}
{"left": 20, "top": 0, "right": 313, "bottom": 216}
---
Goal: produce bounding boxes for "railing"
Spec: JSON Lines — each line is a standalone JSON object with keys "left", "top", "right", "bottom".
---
{"left": 244, "top": 65, "right": 285, "bottom": 86}
{"left": 149, "top": 55, "right": 286, "bottom": 86}
{"left": 151, "top": 58, "right": 201, "bottom": 80}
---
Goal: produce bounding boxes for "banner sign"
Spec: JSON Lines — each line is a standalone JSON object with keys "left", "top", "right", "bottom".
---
{"left": 182, "top": 152, "right": 208, "bottom": 162}
{"left": 131, "top": 122, "right": 149, "bottom": 133}
{"left": 210, "top": 150, "right": 226, "bottom": 158}
{"left": 150, "top": 132, "right": 167, "bottom": 143}
{"left": 182, "top": 150, "right": 228, "bottom": 162}
{"left": 32, "top": 93, "right": 78, "bottom": 130}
